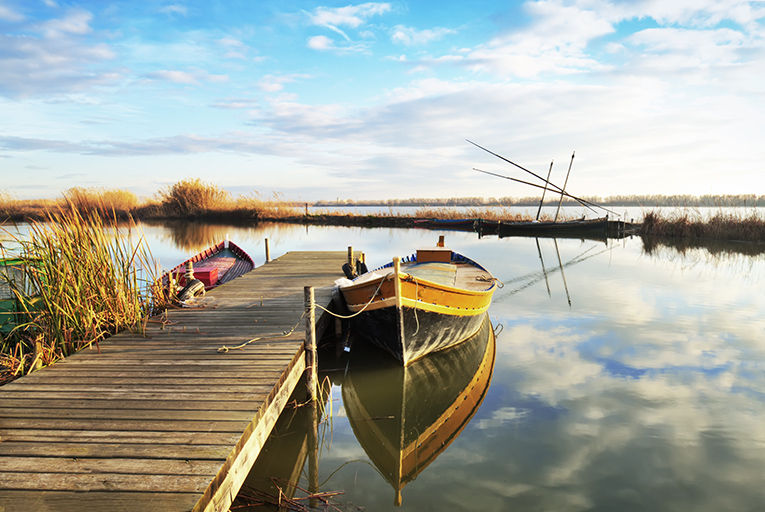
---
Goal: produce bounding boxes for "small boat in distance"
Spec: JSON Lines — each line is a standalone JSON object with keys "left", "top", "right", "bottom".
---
{"left": 165, "top": 240, "right": 254, "bottom": 295}
{"left": 338, "top": 238, "right": 497, "bottom": 365}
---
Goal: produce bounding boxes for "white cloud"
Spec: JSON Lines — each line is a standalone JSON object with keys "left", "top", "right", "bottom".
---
{"left": 391, "top": 25, "right": 455, "bottom": 46}
{"left": 144, "top": 69, "right": 228, "bottom": 84}
{"left": 308, "top": 2, "right": 391, "bottom": 29}
{"left": 0, "top": 8, "right": 117, "bottom": 98}
{"left": 257, "top": 74, "right": 309, "bottom": 93}
{"left": 307, "top": 34, "right": 366, "bottom": 53}
{"left": 40, "top": 8, "right": 93, "bottom": 37}
{"left": 159, "top": 4, "right": 188, "bottom": 16}
{"left": 308, "top": 34, "right": 333, "bottom": 50}
{"left": 0, "top": 4, "right": 24, "bottom": 22}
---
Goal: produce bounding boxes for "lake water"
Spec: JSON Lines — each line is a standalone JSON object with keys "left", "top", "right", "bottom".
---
{"left": 5, "top": 219, "right": 765, "bottom": 511}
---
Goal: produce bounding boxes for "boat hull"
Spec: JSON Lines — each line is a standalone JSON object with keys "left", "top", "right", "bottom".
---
{"left": 351, "top": 307, "right": 488, "bottom": 365}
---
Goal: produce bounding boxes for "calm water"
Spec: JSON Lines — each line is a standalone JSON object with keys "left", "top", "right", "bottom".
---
{"left": 6, "top": 220, "right": 765, "bottom": 510}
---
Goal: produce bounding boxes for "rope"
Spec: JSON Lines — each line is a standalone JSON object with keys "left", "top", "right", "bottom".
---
{"left": 217, "top": 310, "right": 306, "bottom": 353}
{"left": 314, "top": 273, "right": 390, "bottom": 319}
{"left": 477, "top": 274, "right": 504, "bottom": 288}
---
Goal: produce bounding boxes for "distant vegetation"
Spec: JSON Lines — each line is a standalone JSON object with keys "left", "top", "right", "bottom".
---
{"left": 316, "top": 194, "right": 765, "bottom": 208}
{"left": 640, "top": 210, "right": 765, "bottom": 242}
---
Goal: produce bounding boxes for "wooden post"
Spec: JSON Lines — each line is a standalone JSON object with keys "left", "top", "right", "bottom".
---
{"left": 308, "top": 396, "right": 320, "bottom": 508}
{"left": 437, "top": 235, "right": 444, "bottom": 247}
{"left": 347, "top": 246, "right": 354, "bottom": 267}
{"left": 304, "top": 286, "right": 317, "bottom": 401}
{"left": 264, "top": 238, "right": 271, "bottom": 263}
{"left": 554, "top": 151, "right": 575, "bottom": 222}
{"left": 536, "top": 160, "right": 553, "bottom": 221}
{"left": 392, "top": 257, "right": 406, "bottom": 364}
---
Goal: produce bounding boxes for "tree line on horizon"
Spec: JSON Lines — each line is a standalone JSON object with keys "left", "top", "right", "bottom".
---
{"left": 315, "top": 194, "right": 765, "bottom": 208}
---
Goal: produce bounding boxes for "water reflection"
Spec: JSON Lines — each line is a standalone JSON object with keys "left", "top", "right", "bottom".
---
{"left": 341, "top": 316, "right": 495, "bottom": 506}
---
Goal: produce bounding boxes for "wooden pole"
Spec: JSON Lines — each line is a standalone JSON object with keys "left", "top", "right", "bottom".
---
{"left": 392, "top": 257, "right": 406, "bottom": 364}
{"left": 347, "top": 246, "right": 354, "bottom": 267}
{"left": 308, "top": 395, "right": 319, "bottom": 508}
{"left": 304, "top": 286, "right": 317, "bottom": 401}
{"left": 554, "top": 151, "right": 575, "bottom": 222}
{"left": 536, "top": 161, "right": 553, "bottom": 221}
{"left": 264, "top": 238, "right": 271, "bottom": 263}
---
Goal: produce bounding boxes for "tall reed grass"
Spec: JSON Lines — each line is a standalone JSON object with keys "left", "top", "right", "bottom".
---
{"left": 0, "top": 208, "right": 165, "bottom": 384}
{"left": 64, "top": 186, "right": 138, "bottom": 216}
{"left": 641, "top": 210, "right": 765, "bottom": 242}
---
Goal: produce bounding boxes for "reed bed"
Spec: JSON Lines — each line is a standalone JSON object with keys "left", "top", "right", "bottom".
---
{"left": 64, "top": 186, "right": 138, "bottom": 217}
{"left": 411, "top": 206, "right": 572, "bottom": 222}
{"left": 0, "top": 208, "right": 165, "bottom": 384}
{"left": 640, "top": 210, "right": 765, "bottom": 242}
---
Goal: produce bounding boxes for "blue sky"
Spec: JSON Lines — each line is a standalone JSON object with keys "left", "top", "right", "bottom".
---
{"left": 1, "top": 1, "right": 764, "bottom": 201}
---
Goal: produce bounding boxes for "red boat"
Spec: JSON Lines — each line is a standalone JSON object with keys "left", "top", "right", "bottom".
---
{"left": 166, "top": 240, "right": 254, "bottom": 291}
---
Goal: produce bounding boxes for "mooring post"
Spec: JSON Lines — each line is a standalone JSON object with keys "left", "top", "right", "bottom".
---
{"left": 308, "top": 396, "right": 320, "bottom": 507}
{"left": 304, "top": 286, "right": 317, "bottom": 401}
{"left": 347, "top": 245, "right": 354, "bottom": 267}
{"left": 264, "top": 238, "right": 271, "bottom": 263}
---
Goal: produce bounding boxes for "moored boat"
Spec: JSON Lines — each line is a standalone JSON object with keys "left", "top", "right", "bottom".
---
{"left": 338, "top": 239, "right": 497, "bottom": 365}
{"left": 497, "top": 216, "right": 609, "bottom": 240}
{"left": 164, "top": 240, "right": 254, "bottom": 295}
{"left": 342, "top": 315, "right": 496, "bottom": 505}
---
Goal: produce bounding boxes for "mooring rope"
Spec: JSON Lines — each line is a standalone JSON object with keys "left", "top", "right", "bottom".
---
{"left": 314, "top": 273, "right": 390, "bottom": 319}
{"left": 217, "top": 310, "right": 306, "bottom": 353}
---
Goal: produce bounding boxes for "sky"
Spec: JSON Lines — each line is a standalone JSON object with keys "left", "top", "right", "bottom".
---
{"left": 0, "top": 0, "right": 764, "bottom": 201}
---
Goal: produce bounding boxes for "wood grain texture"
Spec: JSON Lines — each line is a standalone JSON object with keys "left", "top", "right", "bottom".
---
{"left": 0, "top": 250, "right": 348, "bottom": 512}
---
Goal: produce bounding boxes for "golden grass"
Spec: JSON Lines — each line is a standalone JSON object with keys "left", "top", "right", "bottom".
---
{"left": 158, "top": 178, "right": 230, "bottom": 216}
{"left": 641, "top": 210, "right": 765, "bottom": 241}
{"left": 64, "top": 186, "right": 138, "bottom": 215}
{"left": 1, "top": 208, "right": 165, "bottom": 383}
{"left": 411, "top": 206, "right": 572, "bottom": 222}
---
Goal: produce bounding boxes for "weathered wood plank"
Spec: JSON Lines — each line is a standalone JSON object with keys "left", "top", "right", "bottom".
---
{"left": 0, "top": 490, "right": 200, "bottom": 512}
{"left": 0, "top": 457, "right": 222, "bottom": 476}
{"left": 0, "top": 442, "right": 232, "bottom": 459}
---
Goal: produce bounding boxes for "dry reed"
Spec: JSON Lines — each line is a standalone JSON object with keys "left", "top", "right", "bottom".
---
{"left": 0, "top": 208, "right": 165, "bottom": 383}
{"left": 641, "top": 210, "right": 765, "bottom": 242}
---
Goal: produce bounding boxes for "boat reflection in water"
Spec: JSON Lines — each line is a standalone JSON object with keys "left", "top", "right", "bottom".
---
{"left": 343, "top": 314, "right": 496, "bottom": 506}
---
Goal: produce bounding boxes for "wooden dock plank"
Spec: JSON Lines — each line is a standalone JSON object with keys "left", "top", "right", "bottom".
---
{"left": 0, "top": 250, "right": 348, "bottom": 512}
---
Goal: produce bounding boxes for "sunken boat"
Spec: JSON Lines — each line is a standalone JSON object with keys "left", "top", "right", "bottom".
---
{"left": 342, "top": 315, "right": 496, "bottom": 505}
{"left": 338, "top": 238, "right": 497, "bottom": 365}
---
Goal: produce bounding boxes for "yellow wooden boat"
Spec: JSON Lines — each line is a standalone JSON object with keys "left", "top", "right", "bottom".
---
{"left": 338, "top": 239, "right": 497, "bottom": 365}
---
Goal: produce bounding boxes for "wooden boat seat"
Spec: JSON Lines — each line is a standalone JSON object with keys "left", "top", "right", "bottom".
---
{"left": 402, "top": 262, "right": 494, "bottom": 292}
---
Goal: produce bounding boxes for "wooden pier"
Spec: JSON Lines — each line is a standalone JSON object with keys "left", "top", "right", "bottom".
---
{"left": 0, "top": 250, "right": 348, "bottom": 512}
